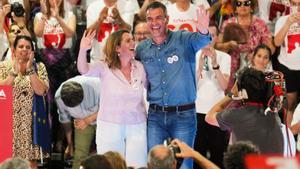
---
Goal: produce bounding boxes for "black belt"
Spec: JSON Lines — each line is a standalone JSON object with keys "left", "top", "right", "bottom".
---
{"left": 149, "top": 103, "right": 195, "bottom": 112}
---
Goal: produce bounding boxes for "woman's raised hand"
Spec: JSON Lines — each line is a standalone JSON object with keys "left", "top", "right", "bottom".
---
{"left": 26, "top": 51, "right": 35, "bottom": 70}
{"left": 50, "top": 0, "right": 59, "bottom": 18}
{"left": 40, "top": 0, "right": 47, "bottom": 15}
{"left": 12, "top": 58, "right": 19, "bottom": 75}
{"left": 80, "top": 30, "right": 96, "bottom": 50}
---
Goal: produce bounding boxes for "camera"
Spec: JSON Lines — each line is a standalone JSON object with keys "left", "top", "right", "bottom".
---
{"left": 264, "top": 71, "right": 286, "bottom": 113}
{"left": 164, "top": 138, "right": 183, "bottom": 169}
{"left": 8, "top": 2, "right": 25, "bottom": 17}
{"left": 165, "top": 138, "right": 181, "bottom": 155}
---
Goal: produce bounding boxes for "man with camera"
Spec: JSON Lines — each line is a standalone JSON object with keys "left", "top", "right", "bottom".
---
{"left": 205, "top": 68, "right": 284, "bottom": 154}
{"left": 0, "top": 1, "right": 30, "bottom": 60}
{"left": 147, "top": 139, "right": 219, "bottom": 169}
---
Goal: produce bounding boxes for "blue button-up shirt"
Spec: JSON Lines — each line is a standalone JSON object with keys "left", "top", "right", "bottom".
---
{"left": 136, "top": 30, "right": 211, "bottom": 106}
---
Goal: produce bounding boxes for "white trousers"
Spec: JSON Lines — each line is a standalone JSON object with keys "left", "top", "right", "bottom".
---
{"left": 96, "top": 121, "right": 147, "bottom": 168}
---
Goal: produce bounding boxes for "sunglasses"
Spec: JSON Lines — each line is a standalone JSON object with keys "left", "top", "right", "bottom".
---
{"left": 9, "top": 29, "right": 21, "bottom": 34}
{"left": 236, "top": 0, "right": 252, "bottom": 7}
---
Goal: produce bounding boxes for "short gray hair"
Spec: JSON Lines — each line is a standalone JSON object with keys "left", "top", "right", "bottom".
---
{"left": 147, "top": 145, "right": 176, "bottom": 169}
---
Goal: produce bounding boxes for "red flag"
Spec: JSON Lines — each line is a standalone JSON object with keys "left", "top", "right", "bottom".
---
{"left": 245, "top": 154, "right": 300, "bottom": 169}
{"left": 0, "top": 86, "right": 13, "bottom": 162}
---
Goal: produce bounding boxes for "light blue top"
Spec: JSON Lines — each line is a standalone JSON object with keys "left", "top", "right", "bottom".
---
{"left": 55, "top": 76, "right": 100, "bottom": 125}
{"left": 136, "top": 30, "right": 211, "bottom": 106}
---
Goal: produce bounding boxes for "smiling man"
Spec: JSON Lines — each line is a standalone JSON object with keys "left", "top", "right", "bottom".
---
{"left": 136, "top": 1, "right": 211, "bottom": 169}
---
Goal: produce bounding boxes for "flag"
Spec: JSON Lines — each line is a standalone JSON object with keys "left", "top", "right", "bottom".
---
{"left": 0, "top": 85, "right": 13, "bottom": 162}
{"left": 32, "top": 94, "right": 51, "bottom": 152}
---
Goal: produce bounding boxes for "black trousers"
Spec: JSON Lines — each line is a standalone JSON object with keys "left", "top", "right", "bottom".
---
{"left": 194, "top": 113, "right": 229, "bottom": 169}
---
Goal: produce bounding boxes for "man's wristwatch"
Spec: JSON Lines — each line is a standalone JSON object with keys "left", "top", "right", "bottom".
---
{"left": 212, "top": 64, "right": 220, "bottom": 70}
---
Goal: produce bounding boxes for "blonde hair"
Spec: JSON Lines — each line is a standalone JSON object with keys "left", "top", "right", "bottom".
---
{"left": 103, "top": 29, "right": 130, "bottom": 69}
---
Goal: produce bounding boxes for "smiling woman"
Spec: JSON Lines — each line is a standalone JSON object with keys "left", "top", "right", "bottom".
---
{"left": 250, "top": 44, "right": 272, "bottom": 72}
{"left": 215, "top": 0, "right": 275, "bottom": 91}
{"left": 0, "top": 35, "right": 49, "bottom": 168}
{"left": 77, "top": 29, "right": 148, "bottom": 168}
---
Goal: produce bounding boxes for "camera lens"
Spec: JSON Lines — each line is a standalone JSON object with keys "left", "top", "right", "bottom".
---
{"left": 11, "top": 2, "right": 25, "bottom": 17}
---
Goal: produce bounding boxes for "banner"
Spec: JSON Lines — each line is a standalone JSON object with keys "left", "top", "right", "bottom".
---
{"left": 245, "top": 154, "right": 300, "bottom": 169}
{"left": 0, "top": 86, "right": 13, "bottom": 162}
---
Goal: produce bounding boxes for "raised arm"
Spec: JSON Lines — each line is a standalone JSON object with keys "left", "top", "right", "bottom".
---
{"left": 12, "top": 13, "right": 31, "bottom": 37}
{"left": 188, "top": 5, "right": 211, "bottom": 52}
{"left": 274, "top": 14, "right": 300, "bottom": 47}
{"left": 27, "top": 53, "right": 49, "bottom": 95}
{"left": 77, "top": 30, "right": 96, "bottom": 74}
{"left": 205, "top": 96, "right": 231, "bottom": 127}
{"left": 203, "top": 46, "right": 229, "bottom": 90}
{"left": 34, "top": 0, "right": 47, "bottom": 37}
{"left": 205, "top": 82, "right": 237, "bottom": 126}
{"left": 196, "top": 5, "right": 209, "bottom": 35}
{"left": 50, "top": 0, "right": 76, "bottom": 37}
{"left": 171, "top": 139, "right": 220, "bottom": 169}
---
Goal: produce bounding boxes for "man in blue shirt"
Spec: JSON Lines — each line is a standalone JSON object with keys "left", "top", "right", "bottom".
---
{"left": 136, "top": 2, "right": 211, "bottom": 169}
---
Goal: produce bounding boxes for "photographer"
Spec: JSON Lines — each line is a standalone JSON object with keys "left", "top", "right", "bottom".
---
{"left": 147, "top": 139, "right": 219, "bottom": 169}
{"left": 205, "top": 67, "right": 284, "bottom": 154}
{"left": 147, "top": 145, "right": 177, "bottom": 169}
{"left": 171, "top": 139, "right": 220, "bottom": 169}
{"left": 0, "top": 1, "right": 30, "bottom": 60}
{"left": 2, "top": 1, "right": 30, "bottom": 35}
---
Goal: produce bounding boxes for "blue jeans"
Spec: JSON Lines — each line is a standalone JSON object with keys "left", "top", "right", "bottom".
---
{"left": 147, "top": 108, "right": 197, "bottom": 169}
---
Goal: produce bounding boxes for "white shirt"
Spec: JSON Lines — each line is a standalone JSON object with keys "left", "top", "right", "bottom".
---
{"left": 195, "top": 49, "right": 231, "bottom": 114}
{"left": 86, "top": 0, "right": 139, "bottom": 28}
{"left": 86, "top": 0, "right": 140, "bottom": 62}
{"left": 192, "top": 0, "right": 210, "bottom": 9}
{"left": 275, "top": 15, "right": 300, "bottom": 70}
{"left": 35, "top": 11, "right": 74, "bottom": 49}
{"left": 167, "top": 3, "right": 198, "bottom": 32}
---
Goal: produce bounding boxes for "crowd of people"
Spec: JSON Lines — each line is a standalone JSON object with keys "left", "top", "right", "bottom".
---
{"left": 1, "top": 0, "right": 300, "bottom": 168}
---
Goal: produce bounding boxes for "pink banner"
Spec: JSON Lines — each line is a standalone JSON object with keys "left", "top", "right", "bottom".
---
{"left": 0, "top": 86, "right": 13, "bottom": 162}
